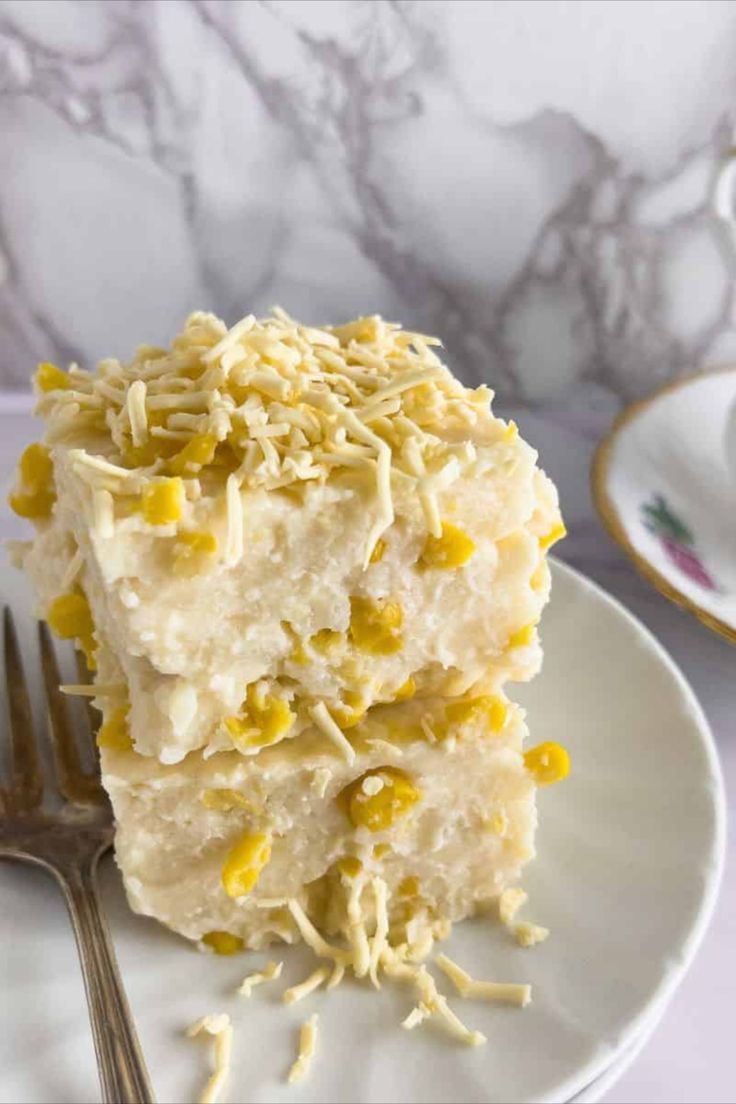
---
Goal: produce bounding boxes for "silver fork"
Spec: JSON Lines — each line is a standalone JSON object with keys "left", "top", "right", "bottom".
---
{"left": 0, "top": 608, "right": 155, "bottom": 1104}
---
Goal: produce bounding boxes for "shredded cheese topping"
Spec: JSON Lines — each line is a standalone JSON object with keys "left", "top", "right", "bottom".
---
{"left": 60, "top": 548, "right": 83, "bottom": 590}
{"left": 186, "top": 1013, "right": 233, "bottom": 1104}
{"left": 282, "top": 966, "right": 329, "bottom": 1005}
{"left": 326, "top": 962, "right": 345, "bottom": 991}
{"left": 384, "top": 960, "right": 486, "bottom": 1047}
{"left": 368, "top": 877, "right": 389, "bottom": 988}
{"left": 286, "top": 898, "right": 351, "bottom": 965}
{"left": 309, "top": 702, "right": 356, "bottom": 764}
{"left": 34, "top": 309, "right": 508, "bottom": 562}
{"left": 238, "top": 959, "right": 283, "bottom": 997}
{"left": 435, "top": 953, "right": 531, "bottom": 1007}
{"left": 126, "top": 379, "right": 148, "bottom": 446}
{"left": 92, "top": 489, "right": 114, "bottom": 538}
{"left": 224, "top": 472, "right": 243, "bottom": 567}
{"left": 288, "top": 1013, "right": 319, "bottom": 1084}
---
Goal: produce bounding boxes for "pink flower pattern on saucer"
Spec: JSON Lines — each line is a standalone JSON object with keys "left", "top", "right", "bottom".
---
{"left": 641, "top": 494, "right": 718, "bottom": 592}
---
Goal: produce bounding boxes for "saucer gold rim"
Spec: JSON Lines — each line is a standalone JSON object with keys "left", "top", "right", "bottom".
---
{"left": 590, "top": 366, "right": 736, "bottom": 647}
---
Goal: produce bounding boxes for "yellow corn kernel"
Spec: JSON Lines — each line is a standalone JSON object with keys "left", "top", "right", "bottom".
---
{"left": 222, "top": 831, "right": 271, "bottom": 898}
{"left": 201, "top": 931, "right": 244, "bottom": 955}
{"left": 78, "top": 632, "right": 97, "bottom": 672}
{"left": 398, "top": 876, "right": 420, "bottom": 898}
{"left": 201, "top": 788, "right": 252, "bottom": 812}
{"left": 309, "top": 629, "right": 344, "bottom": 654}
{"left": 369, "top": 538, "right": 386, "bottom": 565}
{"left": 332, "top": 689, "right": 367, "bottom": 730}
{"left": 337, "top": 856, "right": 363, "bottom": 879}
{"left": 8, "top": 489, "right": 56, "bottom": 519}
{"left": 19, "top": 443, "right": 53, "bottom": 491}
{"left": 282, "top": 622, "right": 309, "bottom": 665}
{"left": 503, "top": 420, "right": 518, "bottom": 442}
{"left": 530, "top": 561, "right": 548, "bottom": 592}
{"left": 508, "top": 623, "right": 536, "bottom": 649}
{"left": 445, "top": 695, "right": 508, "bottom": 734}
{"left": 224, "top": 684, "right": 295, "bottom": 751}
{"left": 349, "top": 596, "right": 403, "bottom": 656}
{"left": 524, "top": 741, "right": 570, "bottom": 786}
{"left": 97, "top": 706, "right": 132, "bottom": 752}
{"left": 539, "top": 522, "right": 566, "bottom": 551}
{"left": 173, "top": 529, "right": 218, "bottom": 575}
{"left": 167, "top": 433, "right": 218, "bottom": 476}
{"left": 34, "top": 362, "right": 70, "bottom": 393}
{"left": 140, "top": 477, "right": 183, "bottom": 525}
{"left": 9, "top": 442, "right": 56, "bottom": 519}
{"left": 419, "top": 521, "right": 476, "bottom": 570}
{"left": 373, "top": 842, "right": 391, "bottom": 859}
{"left": 341, "top": 767, "right": 421, "bottom": 833}
{"left": 47, "top": 591, "right": 94, "bottom": 640}
{"left": 392, "top": 676, "right": 416, "bottom": 702}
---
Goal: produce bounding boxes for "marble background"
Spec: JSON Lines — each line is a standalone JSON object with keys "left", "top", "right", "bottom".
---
{"left": 0, "top": 3, "right": 734, "bottom": 1104}
{"left": 1, "top": 0, "right": 736, "bottom": 407}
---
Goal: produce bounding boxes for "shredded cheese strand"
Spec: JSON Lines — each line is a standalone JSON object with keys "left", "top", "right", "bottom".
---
{"left": 60, "top": 549, "right": 83, "bottom": 591}
{"left": 224, "top": 473, "right": 243, "bottom": 567}
{"left": 288, "top": 1013, "right": 319, "bottom": 1084}
{"left": 126, "top": 379, "right": 148, "bottom": 446}
{"left": 238, "top": 959, "right": 283, "bottom": 997}
{"left": 435, "top": 953, "right": 531, "bottom": 1007}
{"left": 326, "top": 963, "right": 345, "bottom": 991}
{"left": 309, "top": 702, "right": 356, "bottom": 764}
{"left": 286, "top": 899, "right": 351, "bottom": 965}
{"left": 186, "top": 1014, "right": 233, "bottom": 1104}
{"left": 384, "top": 962, "right": 486, "bottom": 1046}
{"left": 282, "top": 966, "right": 329, "bottom": 1005}
{"left": 368, "top": 878, "right": 389, "bottom": 989}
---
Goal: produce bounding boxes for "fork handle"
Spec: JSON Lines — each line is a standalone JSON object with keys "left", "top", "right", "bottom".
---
{"left": 58, "top": 856, "right": 155, "bottom": 1104}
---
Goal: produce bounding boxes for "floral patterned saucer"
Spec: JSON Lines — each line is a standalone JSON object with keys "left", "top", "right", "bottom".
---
{"left": 591, "top": 367, "right": 736, "bottom": 645}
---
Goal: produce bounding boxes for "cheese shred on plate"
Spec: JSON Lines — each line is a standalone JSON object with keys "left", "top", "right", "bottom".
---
{"left": 282, "top": 966, "right": 330, "bottom": 1005}
{"left": 186, "top": 1013, "right": 233, "bottom": 1104}
{"left": 435, "top": 953, "right": 531, "bottom": 1007}
{"left": 238, "top": 959, "right": 283, "bottom": 998}
{"left": 288, "top": 1013, "right": 319, "bottom": 1084}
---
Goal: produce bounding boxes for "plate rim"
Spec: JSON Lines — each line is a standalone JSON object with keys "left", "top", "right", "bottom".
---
{"left": 536, "top": 559, "right": 727, "bottom": 1104}
{"left": 566, "top": 995, "right": 668, "bottom": 1104}
{"left": 590, "top": 366, "right": 736, "bottom": 646}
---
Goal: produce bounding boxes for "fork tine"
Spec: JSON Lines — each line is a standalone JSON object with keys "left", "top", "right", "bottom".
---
{"left": 3, "top": 606, "right": 43, "bottom": 811}
{"left": 38, "top": 622, "right": 102, "bottom": 804}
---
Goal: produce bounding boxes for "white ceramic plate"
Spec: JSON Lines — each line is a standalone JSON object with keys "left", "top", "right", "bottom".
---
{"left": 592, "top": 367, "right": 736, "bottom": 645}
{"left": 567, "top": 996, "right": 668, "bottom": 1104}
{"left": 0, "top": 561, "right": 725, "bottom": 1104}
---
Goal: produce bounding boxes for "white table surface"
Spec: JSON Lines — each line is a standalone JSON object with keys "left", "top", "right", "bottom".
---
{"left": 0, "top": 395, "right": 732, "bottom": 1104}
